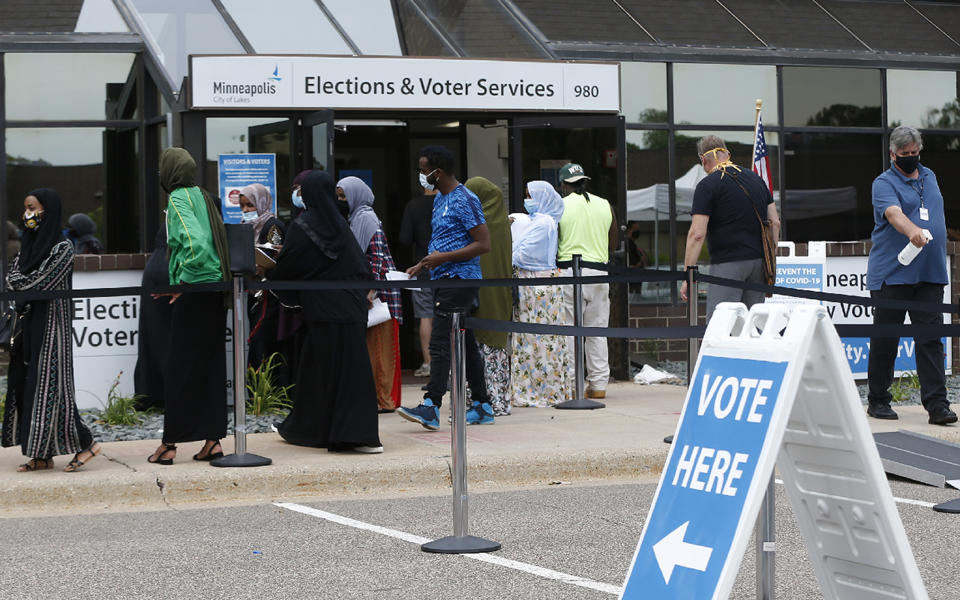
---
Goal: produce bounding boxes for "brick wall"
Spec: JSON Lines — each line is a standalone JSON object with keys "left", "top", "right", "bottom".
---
{"left": 73, "top": 253, "right": 149, "bottom": 272}
{"left": 629, "top": 241, "right": 960, "bottom": 372}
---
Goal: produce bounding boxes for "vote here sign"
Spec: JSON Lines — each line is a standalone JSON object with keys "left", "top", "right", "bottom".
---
{"left": 621, "top": 355, "right": 788, "bottom": 600}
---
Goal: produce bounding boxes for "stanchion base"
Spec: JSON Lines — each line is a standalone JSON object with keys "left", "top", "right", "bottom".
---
{"left": 933, "top": 498, "right": 960, "bottom": 514}
{"left": 554, "top": 398, "right": 605, "bottom": 410}
{"left": 210, "top": 453, "right": 272, "bottom": 468}
{"left": 663, "top": 435, "right": 674, "bottom": 444}
{"left": 421, "top": 535, "right": 501, "bottom": 554}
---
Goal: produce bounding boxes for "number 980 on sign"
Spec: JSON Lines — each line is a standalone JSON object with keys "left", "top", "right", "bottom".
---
{"left": 573, "top": 84, "right": 600, "bottom": 98}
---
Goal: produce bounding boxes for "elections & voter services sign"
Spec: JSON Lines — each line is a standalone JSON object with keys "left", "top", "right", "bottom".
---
{"left": 621, "top": 355, "right": 788, "bottom": 599}
{"left": 190, "top": 55, "right": 619, "bottom": 112}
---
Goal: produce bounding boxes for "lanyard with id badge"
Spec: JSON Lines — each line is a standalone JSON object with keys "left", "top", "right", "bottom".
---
{"left": 913, "top": 176, "right": 929, "bottom": 221}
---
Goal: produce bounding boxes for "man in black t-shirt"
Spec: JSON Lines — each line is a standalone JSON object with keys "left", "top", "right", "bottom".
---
{"left": 680, "top": 135, "right": 780, "bottom": 316}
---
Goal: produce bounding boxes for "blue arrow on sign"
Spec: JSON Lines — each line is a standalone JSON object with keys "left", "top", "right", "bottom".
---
{"left": 621, "top": 355, "right": 788, "bottom": 599}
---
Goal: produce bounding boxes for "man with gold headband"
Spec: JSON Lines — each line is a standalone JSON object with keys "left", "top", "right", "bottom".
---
{"left": 680, "top": 135, "right": 780, "bottom": 316}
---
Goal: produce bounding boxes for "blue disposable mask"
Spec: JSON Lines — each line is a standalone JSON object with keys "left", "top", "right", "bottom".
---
{"left": 241, "top": 210, "right": 258, "bottom": 223}
{"left": 292, "top": 190, "right": 304, "bottom": 208}
{"left": 524, "top": 199, "right": 537, "bottom": 215}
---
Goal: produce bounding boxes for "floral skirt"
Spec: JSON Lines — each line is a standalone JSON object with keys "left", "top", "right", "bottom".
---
{"left": 465, "top": 341, "right": 511, "bottom": 415}
{"left": 510, "top": 268, "right": 570, "bottom": 407}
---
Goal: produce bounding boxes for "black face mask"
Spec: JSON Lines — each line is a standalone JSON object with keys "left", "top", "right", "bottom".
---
{"left": 336, "top": 201, "right": 350, "bottom": 219}
{"left": 894, "top": 154, "right": 920, "bottom": 174}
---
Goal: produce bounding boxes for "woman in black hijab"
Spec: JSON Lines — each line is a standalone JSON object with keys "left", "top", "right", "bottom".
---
{"left": 1, "top": 189, "right": 101, "bottom": 472}
{"left": 267, "top": 171, "right": 382, "bottom": 452}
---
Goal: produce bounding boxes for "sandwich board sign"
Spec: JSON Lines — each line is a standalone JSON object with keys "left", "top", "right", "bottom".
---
{"left": 620, "top": 302, "right": 928, "bottom": 600}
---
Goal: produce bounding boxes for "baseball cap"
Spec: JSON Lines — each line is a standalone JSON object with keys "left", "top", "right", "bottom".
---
{"left": 559, "top": 163, "right": 590, "bottom": 183}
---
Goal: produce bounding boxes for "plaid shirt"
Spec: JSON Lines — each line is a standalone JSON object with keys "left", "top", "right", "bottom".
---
{"left": 367, "top": 229, "right": 403, "bottom": 323}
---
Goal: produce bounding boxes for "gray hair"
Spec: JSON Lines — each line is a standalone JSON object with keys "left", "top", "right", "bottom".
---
{"left": 697, "top": 135, "right": 728, "bottom": 157}
{"left": 889, "top": 126, "right": 923, "bottom": 153}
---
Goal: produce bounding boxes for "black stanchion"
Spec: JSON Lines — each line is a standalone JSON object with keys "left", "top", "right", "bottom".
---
{"left": 556, "top": 254, "right": 605, "bottom": 410}
{"left": 422, "top": 310, "right": 501, "bottom": 554}
{"left": 212, "top": 274, "right": 271, "bottom": 468}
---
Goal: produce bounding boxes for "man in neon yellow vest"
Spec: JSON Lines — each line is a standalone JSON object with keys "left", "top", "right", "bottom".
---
{"left": 557, "top": 163, "right": 618, "bottom": 399}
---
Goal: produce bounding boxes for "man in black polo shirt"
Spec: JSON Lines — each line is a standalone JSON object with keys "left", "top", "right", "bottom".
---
{"left": 680, "top": 135, "right": 780, "bottom": 316}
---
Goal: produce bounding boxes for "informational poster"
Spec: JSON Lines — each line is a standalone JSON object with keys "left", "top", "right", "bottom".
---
{"left": 218, "top": 153, "right": 277, "bottom": 224}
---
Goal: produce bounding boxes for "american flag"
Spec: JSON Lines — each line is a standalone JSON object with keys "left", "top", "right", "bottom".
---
{"left": 752, "top": 112, "right": 774, "bottom": 195}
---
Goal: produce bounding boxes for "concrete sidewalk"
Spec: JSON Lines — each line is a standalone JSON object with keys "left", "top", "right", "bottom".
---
{"left": 1, "top": 381, "right": 958, "bottom": 516}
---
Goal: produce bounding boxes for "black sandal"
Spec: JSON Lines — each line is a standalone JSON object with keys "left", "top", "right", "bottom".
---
{"left": 16, "top": 458, "right": 54, "bottom": 472}
{"left": 148, "top": 443, "right": 177, "bottom": 465}
{"left": 64, "top": 442, "right": 102, "bottom": 472}
{"left": 193, "top": 440, "right": 224, "bottom": 462}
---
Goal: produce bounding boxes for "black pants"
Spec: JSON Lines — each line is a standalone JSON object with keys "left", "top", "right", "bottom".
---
{"left": 425, "top": 283, "right": 489, "bottom": 407}
{"left": 867, "top": 282, "right": 948, "bottom": 413}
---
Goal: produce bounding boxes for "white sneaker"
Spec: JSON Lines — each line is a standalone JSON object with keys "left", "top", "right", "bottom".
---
{"left": 413, "top": 363, "right": 431, "bottom": 377}
{"left": 352, "top": 445, "right": 384, "bottom": 454}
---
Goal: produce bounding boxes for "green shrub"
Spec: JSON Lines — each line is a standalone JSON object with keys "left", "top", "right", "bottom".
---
{"left": 100, "top": 371, "right": 144, "bottom": 426}
{"left": 246, "top": 353, "right": 293, "bottom": 416}
{"left": 889, "top": 371, "right": 920, "bottom": 404}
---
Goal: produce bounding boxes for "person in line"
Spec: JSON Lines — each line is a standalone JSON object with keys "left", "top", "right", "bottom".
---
{"left": 133, "top": 224, "right": 172, "bottom": 411}
{"left": 267, "top": 170, "right": 382, "bottom": 453}
{"left": 240, "top": 183, "right": 288, "bottom": 377}
{"left": 680, "top": 135, "right": 780, "bottom": 317}
{"left": 338, "top": 175, "right": 403, "bottom": 412}
{"left": 2, "top": 188, "right": 101, "bottom": 472}
{"left": 148, "top": 147, "right": 231, "bottom": 465}
{"left": 399, "top": 185, "right": 436, "bottom": 378}
{"left": 465, "top": 176, "right": 512, "bottom": 420}
{"left": 66, "top": 213, "right": 104, "bottom": 254}
{"left": 398, "top": 146, "right": 492, "bottom": 430}
{"left": 866, "top": 126, "right": 956, "bottom": 425}
{"left": 557, "top": 162, "right": 617, "bottom": 399}
{"left": 511, "top": 181, "right": 570, "bottom": 408}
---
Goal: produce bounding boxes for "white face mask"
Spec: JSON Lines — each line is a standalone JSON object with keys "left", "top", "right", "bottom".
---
{"left": 292, "top": 190, "right": 304, "bottom": 208}
{"left": 419, "top": 169, "right": 438, "bottom": 191}
{"left": 241, "top": 210, "right": 258, "bottom": 223}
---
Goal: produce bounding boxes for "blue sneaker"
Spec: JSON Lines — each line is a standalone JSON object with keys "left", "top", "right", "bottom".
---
{"left": 398, "top": 398, "right": 440, "bottom": 431}
{"left": 466, "top": 401, "right": 495, "bottom": 425}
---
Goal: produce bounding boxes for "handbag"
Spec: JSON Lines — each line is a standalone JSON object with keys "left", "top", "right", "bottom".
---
{"left": 729, "top": 173, "right": 777, "bottom": 294}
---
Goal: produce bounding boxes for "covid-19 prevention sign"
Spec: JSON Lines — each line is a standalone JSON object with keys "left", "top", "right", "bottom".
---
{"left": 218, "top": 153, "right": 277, "bottom": 225}
{"left": 190, "top": 55, "right": 620, "bottom": 112}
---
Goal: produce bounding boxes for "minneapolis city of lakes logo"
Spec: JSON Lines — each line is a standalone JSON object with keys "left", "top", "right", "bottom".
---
{"left": 211, "top": 65, "right": 282, "bottom": 103}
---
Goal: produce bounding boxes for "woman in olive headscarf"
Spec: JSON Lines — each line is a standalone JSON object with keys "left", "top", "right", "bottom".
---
{"left": 148, "top": 147, "right": 231, "bottom": 466}
{"left": 2, "top": 188, "right": 101, "bottom": 472}
{"left": 464, "top": 177, "right": 513, "bottom": 419}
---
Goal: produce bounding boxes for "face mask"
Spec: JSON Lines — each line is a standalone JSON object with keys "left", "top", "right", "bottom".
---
{"left": 524, "top": 199, "right": 537, "bottom": 214}
{"left": 292, "top": 190, "right": 304, "bottom": 209}
{"left": 22, "top": 210, "right": 43, "bottom": 231}
{"left": 419, "top": 169, "right": 438, "bottom": 191}
{"left": 894, "top": 154, "right": 920, "bottom": 174}
{"left": 241, "top": 210, "right": 258, "bottom": 223}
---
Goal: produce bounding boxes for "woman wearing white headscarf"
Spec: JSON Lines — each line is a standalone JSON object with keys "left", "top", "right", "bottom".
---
{"left": 510, "top": 181, "right": 571, "bottom": 408}
{"left": 240, "top": 183, "right": 288, "bottom": 375}
{"left": 337, "top": 176, "right": 403, "bottom": 412}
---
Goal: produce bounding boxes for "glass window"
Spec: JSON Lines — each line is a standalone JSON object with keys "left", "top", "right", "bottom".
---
{"left": 324, "top": 0, "right": 403, "bottom": 55}
{"left": 5, "top": 128, "right": 107, "bottom": 246}
{"left": 783, "top": 67, "right": 881, "bottom": 127}
{"left": 917, "top": 135, "right": 960, "bottom": 230}
{"left": 512, "top": 0, "right": 653, "bottom": 45}
{"left": 220, "top": 0, "right": 353, "bottom": 54}
{"left": 74, "top": 0, "right": 131, "bottom": 32}
{"left": 626, "top": 130, "right": 669, "bottom": 301}
{"left": 673, "top": 64, "right": 777, "bottom": 126}
{"left": 621, "top": 62, "right": 667, "bottom": 124}
{"left": 4, "top": 53, "right": 135, "bottom": 120}
{"left": 783, "top": 133, "right": 882, "bottom": 242}
{"left": 887, "top": 70, "right": 959, "bottom": 128}
{"left": 128, "top": 0, "right": 245, "bottom": 88}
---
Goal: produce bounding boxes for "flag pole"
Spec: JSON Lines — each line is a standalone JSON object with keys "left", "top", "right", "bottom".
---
{"left": 751, "top": 98, "right": 762, "bottom": 170}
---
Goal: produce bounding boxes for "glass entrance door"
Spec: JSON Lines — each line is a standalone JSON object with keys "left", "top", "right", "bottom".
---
{"left": 299, "top": 110, "right": 334, "bottom": 173}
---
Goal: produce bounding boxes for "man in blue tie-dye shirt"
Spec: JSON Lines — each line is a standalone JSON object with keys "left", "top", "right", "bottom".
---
{"left": 399, "top": 146, "right": 495, "bottom": 429}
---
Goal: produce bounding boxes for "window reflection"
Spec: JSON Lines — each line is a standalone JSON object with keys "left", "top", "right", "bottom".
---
{"left": 887, "top": 70, "right": 959, "bottom": 128}
{"left": 783, "top": 67, "right": 881, "bottom": 127}
{"left": 621, "top": 62, "right": 667, "bottom": 125}
{"left": 916, "top": 135, "right": 960, "bottom": 233}
{"left": 4, "top": 53, "right": 135, "bottom": 120}
{"left": 626, "top": 129, "right": 668, "bottom": 301}
{"left": 220, "top": 0, "right": 352, "bottom": 54}
{"left": 5, "top": 128, "right": 107, "bottom": 248}
{"left": 784, "top": 133, "right": 881, "bottom": 242}
{"left": 395, "top": 0, "right": 541, "bottom": 58}
{"left": 673, "top": 64, "right": 777, "bottom": 126}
